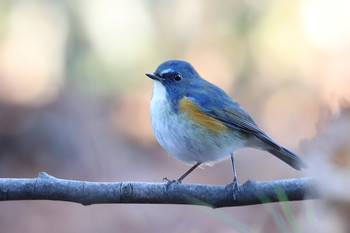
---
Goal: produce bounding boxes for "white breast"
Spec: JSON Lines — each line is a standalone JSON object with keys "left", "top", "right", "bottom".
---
{"left": 149, "top": 81, "right": 171, "bottom": 132}
{"left": 150, "top": 81, "right": 168, "bottom": 110}
{"left": 150, "top": 81, "right": 182, "bottom": 160}
{"left": 149, "top": 80, "right": 244, "bottom": 165}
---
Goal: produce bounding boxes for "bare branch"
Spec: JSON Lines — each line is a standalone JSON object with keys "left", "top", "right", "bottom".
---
{"left": 0, "top": 172, "right": 318, "bottom": 208}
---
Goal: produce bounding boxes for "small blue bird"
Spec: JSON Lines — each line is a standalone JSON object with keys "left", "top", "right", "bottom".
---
{"left": 146, "top": 60, "right": 307, "bottom": 187}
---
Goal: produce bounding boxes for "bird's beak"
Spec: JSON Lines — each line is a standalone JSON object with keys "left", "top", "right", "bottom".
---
{"left": 146, "top": 73, "right": 162, "bottom": 81}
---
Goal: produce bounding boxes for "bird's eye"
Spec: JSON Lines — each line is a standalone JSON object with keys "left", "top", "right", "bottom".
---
{"left": 174, "top": 73, "right": 182, "bottom": 81}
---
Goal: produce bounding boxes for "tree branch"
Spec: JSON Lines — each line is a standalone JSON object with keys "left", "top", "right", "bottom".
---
{"left": 0, "top": 172, "right": 318, "bottom": 208}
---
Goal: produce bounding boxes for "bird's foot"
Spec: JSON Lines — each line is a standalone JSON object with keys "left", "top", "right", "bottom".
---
{"left": 163, "top": 177, "right": 181, "bottom": 190}
{"left": 226, "top": 179, "right": 238, "bottom": 190}
{"left": 225, "top": 178, "right": 240, "bottom": 200}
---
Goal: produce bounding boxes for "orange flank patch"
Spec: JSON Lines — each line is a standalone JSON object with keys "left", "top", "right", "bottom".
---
{"left": 179, "top": 97, "right": 227, "bottom": 134}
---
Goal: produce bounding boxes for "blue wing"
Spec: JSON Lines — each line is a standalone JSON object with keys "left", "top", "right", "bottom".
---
{"left": 183, "top": 79, "right": 307, "bottom": 170}
{"left": 186, "top": 81, "right": 282, "bottom": 151}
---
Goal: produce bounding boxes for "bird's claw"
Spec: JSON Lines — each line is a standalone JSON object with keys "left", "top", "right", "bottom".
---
{"left": 163, "top": 177, "right": 181, "bottom": 190}
{"left": 225, "top": 178, "right": 240, "bottom": 200}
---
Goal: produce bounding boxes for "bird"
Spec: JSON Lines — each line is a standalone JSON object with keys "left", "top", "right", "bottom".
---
{"left": 146, "top": 60, "right": 307, "bottom": 188}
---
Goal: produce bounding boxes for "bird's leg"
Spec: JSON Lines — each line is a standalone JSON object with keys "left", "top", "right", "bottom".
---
{"left": 177, "top": 162, "right": 201, "bottom": 182}
{"left": 231, "top": 153, "right": 238, "bottom": 188}
{"left": 226, "top": 153, "right": 239, "bottom": 191}
{"left": 163, "top": 162, "right": 201, "bottom": 189}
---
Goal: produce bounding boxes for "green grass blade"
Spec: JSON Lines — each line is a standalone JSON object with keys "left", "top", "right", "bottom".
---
{"left": 259, "top": 194, "right": 292, "bottom": 233}
{"left": 275, "top": 186, "right": 299, "bottom": 233}
{"left": 197, "top": 205, "right": 258, "bottom": 233}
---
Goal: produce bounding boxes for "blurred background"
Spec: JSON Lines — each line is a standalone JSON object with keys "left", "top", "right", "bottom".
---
{"left": 0, "top": 0, "right": 350, "bottom": 232}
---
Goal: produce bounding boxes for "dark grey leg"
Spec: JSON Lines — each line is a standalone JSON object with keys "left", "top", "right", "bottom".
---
{"left": 177, "top": 162, "right": 201, "bottom": 183}
{"left": 163, "top": 162, "right": 201, "bottom": 189}
{"left": 225, "top": 153, "right": 239, "bottom": 199}
{"left": 231, "top": 154, "right": 238, "bottom": 187}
